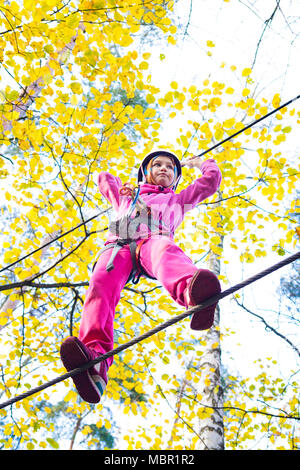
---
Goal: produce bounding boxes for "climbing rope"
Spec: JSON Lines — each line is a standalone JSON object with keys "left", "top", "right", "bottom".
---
{"left": 196, "top": 93, "right": 300, "bottom": 158}
{"left": 0, "top": 208, "right": 110, "bottom": 275}
{"left": 0, "top": 251, "right": 299, "bottom": 410}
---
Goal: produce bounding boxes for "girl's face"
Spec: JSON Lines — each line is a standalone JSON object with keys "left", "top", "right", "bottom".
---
{"left": 148, "top": 156, "right": 175, "bottom": 187}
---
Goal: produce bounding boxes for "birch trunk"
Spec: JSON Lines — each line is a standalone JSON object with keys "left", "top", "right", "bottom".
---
{"left": 195, "top": 252, "right": 224, "bottom": 450}
{"left": 195, "top": 192, "right": 224, "bottom": 450}
{"left": 1, "top": 23, "right": 84, "bottom": 132}
{"left": 168, "top": 193, "right": 225, "bottom": 450}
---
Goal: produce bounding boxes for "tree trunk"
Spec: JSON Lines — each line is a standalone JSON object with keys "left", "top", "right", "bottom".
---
{"left": 195, "top": 273, "right": 224, "bottom": 449}
{"left": 1, "top": 23, "right": 84, "bottom": 132}
{"left": 195, "top": 193, "right": 224, "bottom": 450}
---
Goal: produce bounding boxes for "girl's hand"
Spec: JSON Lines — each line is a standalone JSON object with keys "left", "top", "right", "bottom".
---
{"left": 181, "top": 155, "right": 204, "bottom": 169}
{"left": 119, "top": 183, "right": 135, "bottom": 197}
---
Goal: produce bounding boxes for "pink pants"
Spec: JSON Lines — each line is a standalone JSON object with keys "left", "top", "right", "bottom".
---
{"left": 79, "top": 236, "right": 198, "bottom": 366}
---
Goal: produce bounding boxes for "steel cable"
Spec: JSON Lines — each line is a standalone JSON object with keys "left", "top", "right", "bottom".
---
{"left": 0, "top": 251, "right": 298, "bottom": 410}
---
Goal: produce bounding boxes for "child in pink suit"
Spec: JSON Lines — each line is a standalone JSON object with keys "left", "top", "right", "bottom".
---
{"left": 60, "top": 151, "right": 222, "bottom": 403}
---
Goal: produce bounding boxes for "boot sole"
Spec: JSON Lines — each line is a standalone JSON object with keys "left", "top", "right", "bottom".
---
{"left": 60, "top": 337, "right": 102, "bottom": 404}
{"left": 189, "top": 269, "right": 221, "bottom": 330}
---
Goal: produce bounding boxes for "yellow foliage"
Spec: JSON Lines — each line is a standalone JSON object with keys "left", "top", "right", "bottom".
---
{"left": 242, "top": 67, "right": 252, "bottom": 77}
{"left": 0, "top": 0, "right": 298, "bottom": 453}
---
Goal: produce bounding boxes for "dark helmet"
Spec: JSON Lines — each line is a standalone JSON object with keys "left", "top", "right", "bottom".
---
{"left": 137, "top": 150, "right": 182, "bottom": 190}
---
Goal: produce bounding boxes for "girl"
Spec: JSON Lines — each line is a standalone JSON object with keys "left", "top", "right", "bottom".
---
{"left": 60, "top": 151, "right": 222, "bottom": 404}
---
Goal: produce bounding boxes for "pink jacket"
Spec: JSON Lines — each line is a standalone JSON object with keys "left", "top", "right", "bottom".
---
{"left": 98, "top": 159, "right": 222, "bottom": 242}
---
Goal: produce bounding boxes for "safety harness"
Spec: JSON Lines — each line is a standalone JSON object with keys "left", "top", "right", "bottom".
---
{"left": 94, "top": 151, "right": 181, "bottom": 284}
{"left": 94, "top": 189, "right": 171, "bottom": 284}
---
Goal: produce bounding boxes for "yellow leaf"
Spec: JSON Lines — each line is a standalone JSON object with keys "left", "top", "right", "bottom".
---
{"left": 104, "top": 420, "right": 111, "bottom": 429}
{"left": 70, "top": 82, "right": 83, "bottom": 94}
{"left": 64, "top": 389, "right": 77, "bottom": 403}
{"left": 226, "top": 87, "right": 234, "bottom": 94}
{"left": 272, "top": 93, "right": 281, "bottom": 107}
{"left": 167, "top": 36, "right": 176, "bottom": 45}
{"left": 242, "top": 67, "right": 252, "bottom": 77}
{"left": 82, "top": 425, "right": 92, "bottom": 435}
{"left": 146, "top": 94, "right": 155, "bottom": 104}
{"left": 139, "top": 61, "right": 148, "bottom": 70}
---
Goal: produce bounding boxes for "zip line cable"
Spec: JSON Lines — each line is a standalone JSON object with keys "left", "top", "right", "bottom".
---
{"left": 0, "top": 94, "right": 299, "bottom": 276}
{"left": 0, "top": 251, "right": 299, "bottom": 410}
{"left": 1, "top": 95, "right": 299, "bottom": 408}
{"left": 0, "top": 208, "right": 110, "bottom": 274}
{"left": 196, "top": 93, "right": 300, "bottom": 158}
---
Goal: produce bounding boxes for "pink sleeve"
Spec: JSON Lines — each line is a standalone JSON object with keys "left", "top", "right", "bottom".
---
{"left": 97, "top": 171, "right": 122, "bottom": 211}
{"left": 177, "top": 159, "right": 222, "bottom": 211}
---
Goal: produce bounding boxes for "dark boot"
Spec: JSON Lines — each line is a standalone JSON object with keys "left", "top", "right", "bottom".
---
{"left": 186, "top": 269, "right": 221, "bottom": 330}
{"left": 60, "top": 336, "right": 108, "bottom": 404}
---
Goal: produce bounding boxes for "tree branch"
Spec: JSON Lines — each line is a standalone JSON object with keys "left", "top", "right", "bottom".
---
{"left": 232, "top": 295, "right": 300, "bottom": 358}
